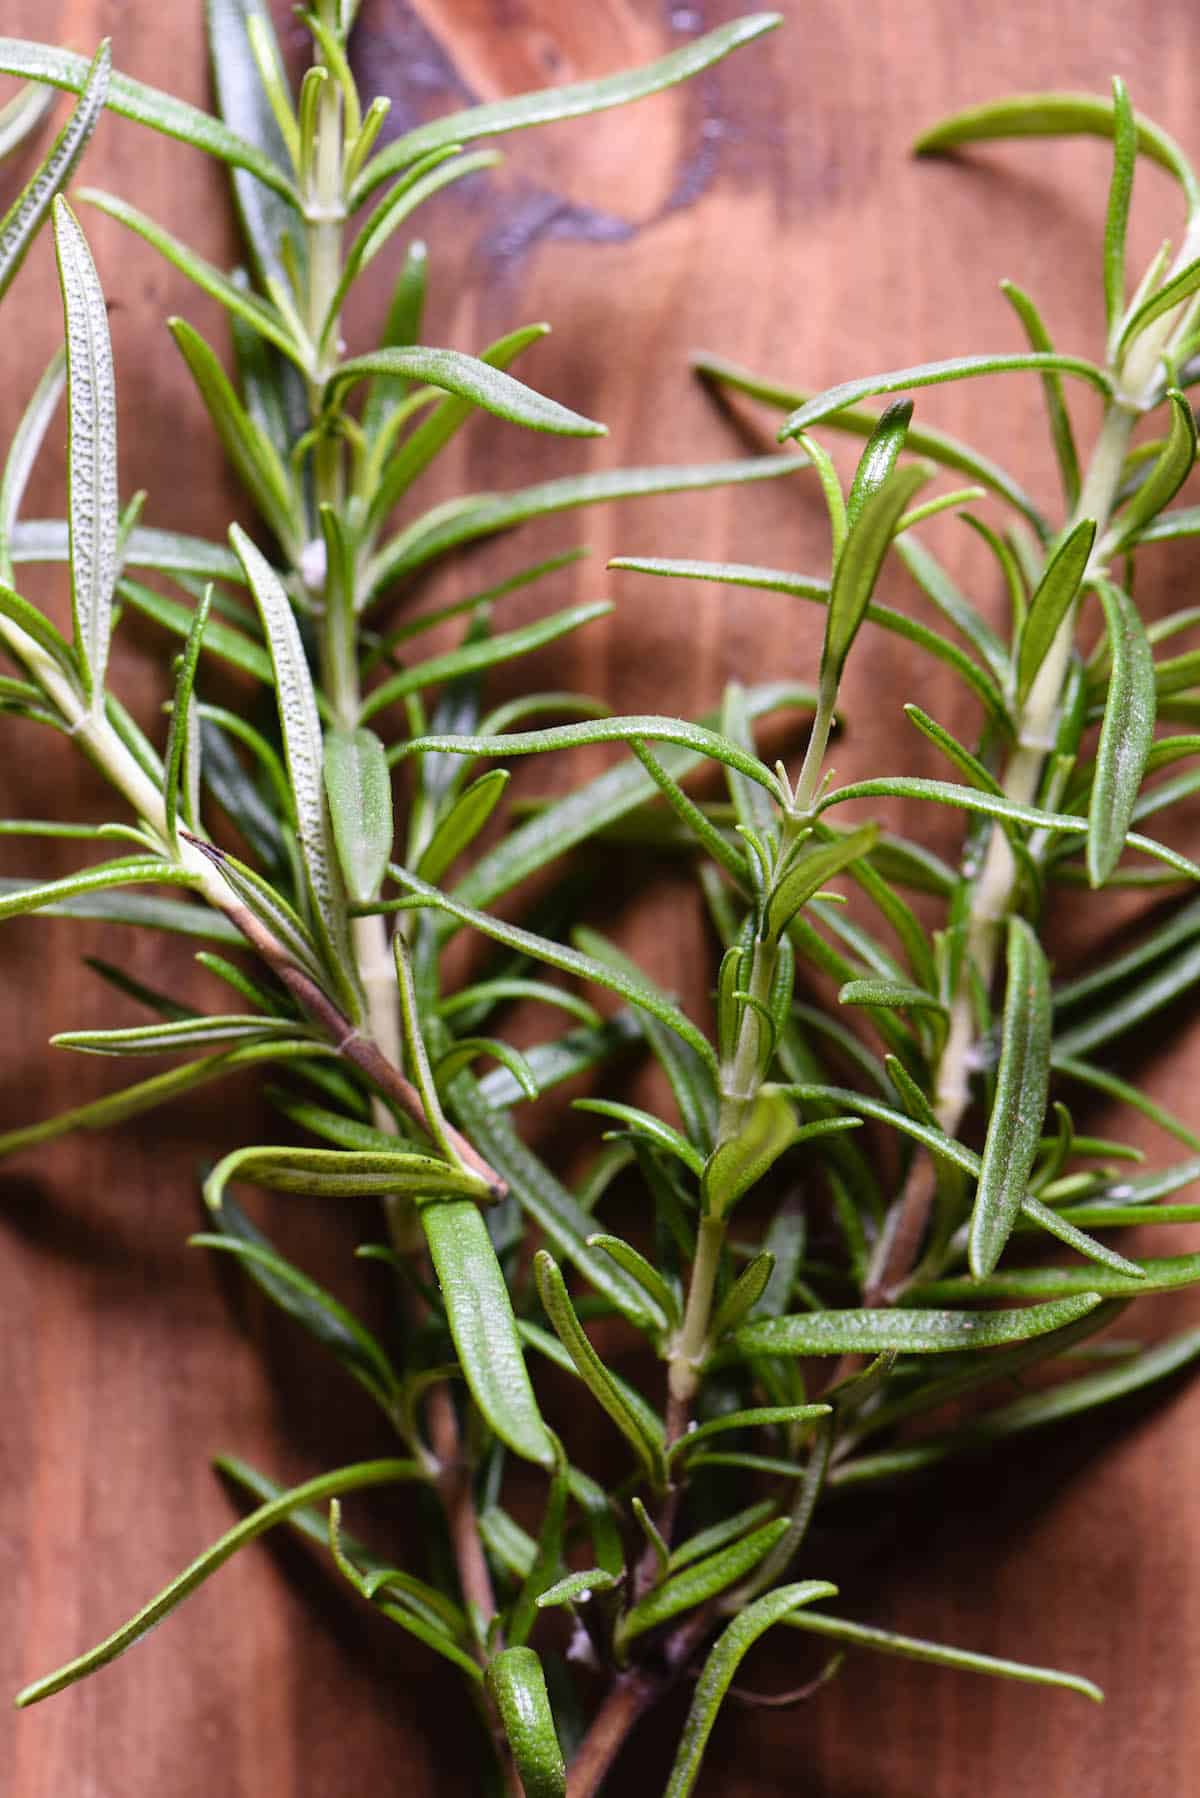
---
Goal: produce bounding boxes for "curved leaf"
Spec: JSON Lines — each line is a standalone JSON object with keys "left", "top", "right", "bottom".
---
{"left": 533, "top": 1251, "right": 665, "bottom": 1485}
{"left": 205, "top": 1143, "right": 490, "bottom": 1207}
{"left": 1108, "top": 391, "right": 1196, "bottom": 551}
{"left": 367, "top": 458, "right": 799, "bottom": 597}
{"left": 0, "top": 39, "right": 109, "bottom": 303}
{"left": 783, "top": 1611, "right": 1101, "bottom": 1702}
{"left": 616, "top": 1518, "right": 791, "bottom": 1655}
{"left": 0, "top": 35, "right": 299, "bottom": 198}
{"left": 484, "top": 1649, "right": 566, "bottom": 1798}
{"left": 207, "top": 0, "right": 303, "bottom": 289}
{"left": 382, "top": 865, "right": 718, "bottom": 1072}
{"left": 822, "top": 466, "right": 928, "bottom": 685}
{"left": 779, "top": 356, "right": 1111, "bottom": 442}
{"left": 15, "top": 1459, "right": 421, "bottom": 1706}
{"left": 351, "top": 14, "right": 784, "bottom": 206}
{"left": 663, "top": 1582, "right": 838, "bottom": 1797}
{"left": 913, "top": 89, "right": 1199, "bottom": 211}
{"left": 1015, "top": 517, "right": 1095, "bottom": 703}
{"left": 81, "top": 187, "right": 302, "bottom": 365}
{"left": 328, "top": 346, "right": 604, "bottom": 437}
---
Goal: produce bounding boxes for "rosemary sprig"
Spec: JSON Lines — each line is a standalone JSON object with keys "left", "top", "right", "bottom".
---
{"left": 4, "top": 17, "right": 1200, "bottom": 1797}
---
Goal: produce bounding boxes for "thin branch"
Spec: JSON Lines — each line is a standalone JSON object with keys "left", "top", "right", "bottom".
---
{"left": 566, "top": 1670, "right": 662, "bottom": 1798}
{"left": 181, "top": 833, "right": 507, "bottom": 1197}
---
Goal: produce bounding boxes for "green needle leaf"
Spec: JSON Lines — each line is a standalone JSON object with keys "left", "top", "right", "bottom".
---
{"left": 448, "top": 1072, "right": 654, "bottom": 1326}
{"left": 695, "top": 351, "right": 1047, "bottom": 531}
{"left": 999, "top": 282, "right": 1082, "bottom": 510}
{"left": 585, "top": 1232, "right": 680, "bottom": 1328}
{"left": 672, "top": 1403, "right": 832, "bottom": 1464}
{"left": 421, "top": 1200, "right": 556, "bottom": 1468}
{"left": 1104, "top": 79, "right": 1137, "bottom": 346}
{"left": 53, "top": 198, "right": 117, "bottom": 713}
{"left": 822, "top": 465, "right": 929, "bottom": 686}
{"left": 729, "top": 1293, "right": 1103, "bottom": 1358}
{"left": 535, "top": 1568, "right": 619, "bottom": 1610}
{"left": 576, "top": 1101, "right": 703, "bottom": 1181}
{"left": 192, "top": 1213, "right": 399, "bottom": 1409}
{"left": 381, "top": 865, "right": 718, "bottom": 1072}
{"left": 782, "top": 1612, "right": 1101, "bottom": 1703}
{"left": 80, "top": 188, "right": 304, "bottom": 366}
{"left": 1087, "top": 579, "right": 1156, "bottom": 886}
{"left": 1118, "top": 256, "right": 1200, "bottom": 359}
{"left": 163, "top": 582, "right": 212, "bottom": 846}
{"left": 702, "top": 1088, "right": 802, "bottom": 1218}
{"left": 0, "top": 349, "right": 66, "bottom": 588}
{"left": 395, "top": 716, "right": 781, "bottom": 802}
{"left": 15, "top": 1459, "right": 422, "bottom": 1706}
{"left": 323, "top": 728, "right": 393, "bottom": 904}
{"left": 779, "top": 356, "right": 1112, "bottom": 442}
{"left": 350, "top": 14, "right": 783, "bottom": 206}
{"left": 0, "top": 1039, "right": 326, "bottom": 1158}
{"left": 616, "top": 1518, "right": 791, "bottom": 1655}
{"left": 0, "top": 81, "right": 53, "bottom": 161}
{"left": 231, "top": 525, "right": 357, "bottom": 1010}
{"left": 845, "top": 399, "right": 913, "bottom": 527}
{"left": 0, "top": 857, "right": 193, "bottom": 921}
{"left": 663, "top": 1582, "right": 838, "bottom": 1797}
{"left": 1108, "top": 391, "right": 1197, "bottom": 552}
{"left": 968, "top": 918, "right": 1052, "bottom": 1278}
{"left": 367, "top": 458, "right": 798, "bottom": 597}
{"left": 0, "top": 35, "right": 300, "bottom": 199}
{"left": 416, "top": 769, "right": 508, "bottom": 886}
{"left": 767, "top": 825, "right": 880, "bottom": 939}
{"left": 368, "top": 605, "right": 610, "bottom": 723}
{"left": 328, "top": 346, "right": 605, "bottom": 437}
{"left": 610, "top": 555, "right": 1007, "bottom": 718}
{"left": 1014, "top": 517, "right": 1095, "bottom": 703}
{"left": 534, "top": 1250, "right": 665, "bottom": 1485}
{"left": 52, "top": 1014, "right": 300, "bottom": 1056}
{"left": 484, "top": 1649, "right": 566, "bottom": 1798}
{"left": 0, "top": 39, "right": 109, "bottom": 304}
{"left": 205, "top": 1143, "right": 491, "bottom": 1207}
{"left": 910, "top": 1255, "right": 1200, "bottom": 1302}
{"left": 168, "top": 318, "right": 301, "bottom": 556}
{"left": 207, "top": 0, "right": 303, "bottom": 291}
{"left": 913, "top": 89, "right": 1199, "bottom": 212}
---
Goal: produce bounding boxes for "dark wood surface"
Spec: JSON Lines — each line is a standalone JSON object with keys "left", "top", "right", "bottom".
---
{"left": 4, "top": 2, "right": 1200, "bottom": 1793}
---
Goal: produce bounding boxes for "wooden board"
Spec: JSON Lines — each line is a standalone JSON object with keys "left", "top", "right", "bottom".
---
{"left": 2, "top": 2, "right": 1200, "bottom": 1793}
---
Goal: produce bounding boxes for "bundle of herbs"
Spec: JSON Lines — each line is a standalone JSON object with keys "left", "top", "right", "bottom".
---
{"left": 4, "top": 6, "right": 1200, "bottom": 1794}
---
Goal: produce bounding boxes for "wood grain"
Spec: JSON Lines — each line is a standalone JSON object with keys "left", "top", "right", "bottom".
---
{"left": 3, "top": 2, "right": 1200, "bottom": 1793}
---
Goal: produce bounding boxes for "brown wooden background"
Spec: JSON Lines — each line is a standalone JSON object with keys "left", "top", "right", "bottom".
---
{"left": 5, "top": 1, "right": 1200, "bottom": 1793}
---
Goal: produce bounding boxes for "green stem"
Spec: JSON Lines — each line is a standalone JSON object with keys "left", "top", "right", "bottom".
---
{"left": 790, "top": 674, "right": 837, "bottom": 820}
{"left": 869, "top": 400, "right": 1137, "bottom": 1302}
{"left": 717, "top": 936, "right": 777, "bottom": 1138}
{"left": 669, "top": 1214, "right": 726, "bottom": 1407}
{"left": 293, "top": 34, "right": 507, "bottom": 1746}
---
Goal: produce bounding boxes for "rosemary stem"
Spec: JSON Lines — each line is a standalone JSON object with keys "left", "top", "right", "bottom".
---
{"left": 869, "top": 398, "right": 1137, "bottom": 1300}
{"left": 790, "top": 673, "right": 837, "bottom": 819}
{"left": 670, "top": 1214, "right": 726, "bottom": 1405}
{"left": 566, "top": 1672, "right": 662, "bottom": 1798}
{"left": 294, "top": 28, "right": 508, "bottom": 1731}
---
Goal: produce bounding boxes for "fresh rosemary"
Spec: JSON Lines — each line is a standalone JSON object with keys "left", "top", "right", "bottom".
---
{"left": 4, "top": 9, "right": 1200, "bottom": 1794}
